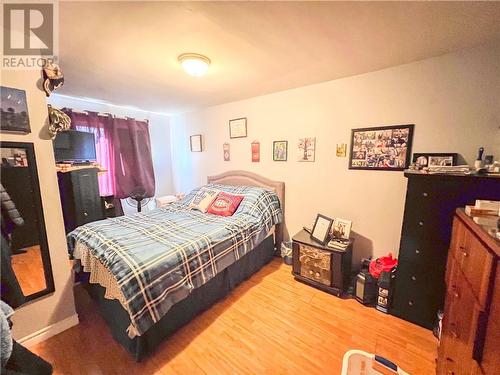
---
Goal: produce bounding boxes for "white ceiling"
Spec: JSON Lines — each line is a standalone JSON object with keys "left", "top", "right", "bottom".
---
{"left": 57, "top": 1, "right": 500, "bottom": 114}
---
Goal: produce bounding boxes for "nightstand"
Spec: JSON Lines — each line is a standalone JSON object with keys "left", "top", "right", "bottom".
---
{"left": 292, "top": 229, "right": 353, "bottom": 296}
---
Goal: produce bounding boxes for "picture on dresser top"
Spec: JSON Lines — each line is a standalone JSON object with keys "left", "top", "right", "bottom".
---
{"left": 349, "top": 124, "right": 414, "bottom": 171}
{"left": 412, "top": 153, "right": 457, "bottom": 168}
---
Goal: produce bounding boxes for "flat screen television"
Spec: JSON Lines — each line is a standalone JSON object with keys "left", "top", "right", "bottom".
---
{"left": 53, "top": 130, "right": 97, "bottom": 163}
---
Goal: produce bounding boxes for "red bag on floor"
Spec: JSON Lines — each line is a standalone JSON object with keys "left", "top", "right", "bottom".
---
{"left": 369, "top": 253, "right": 398, "bottom": 279}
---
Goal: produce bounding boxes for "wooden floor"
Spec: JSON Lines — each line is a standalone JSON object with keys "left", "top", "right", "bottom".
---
{"left": 30, "top": 259, "right": 437, "bottom": 374}
{"left": 11, "top": 245, "right": 46, "bottom": 296}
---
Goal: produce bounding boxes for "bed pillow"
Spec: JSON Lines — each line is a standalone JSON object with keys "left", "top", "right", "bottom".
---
{"left": 207, "top": 192, "right": 244, "bottom": 217}
{"left": 188, "top": 187, "right": 220, "bottom": 212}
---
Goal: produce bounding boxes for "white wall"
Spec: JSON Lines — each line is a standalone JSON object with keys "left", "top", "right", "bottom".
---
{"left": 48, "top": 95, "right": 175, "bottom": 201}
{"left": 1, "top": 70, "right": 78, "bottom": 340}
{"left": 169, "top": 43, "right": 500, "bottom": 264}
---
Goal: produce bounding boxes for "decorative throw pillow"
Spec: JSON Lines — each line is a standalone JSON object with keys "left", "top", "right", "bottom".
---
{"left": 188, "top": 188, "right": 220, "bottom": 212}
{"left": 207, "top": 192, "right": 244, "bottom": 217}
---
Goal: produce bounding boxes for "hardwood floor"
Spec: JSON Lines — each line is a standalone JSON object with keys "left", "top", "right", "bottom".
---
{"left": 30, "top": 259, "right": 437, "bottom": 374}
{"left": 10, "top": 245, "right": 47, "bottom": 295}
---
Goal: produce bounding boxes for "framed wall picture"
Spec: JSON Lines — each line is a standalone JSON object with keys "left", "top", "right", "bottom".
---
{"left": 251, "top": 141, "right": 260, "bottom": 162}
{"left": 273, "top": 140, "right": 287, "bottom": 161}
{"left": 311, "top": 214, "right": 333, "bottom": 245}
{"left": 229, "top": 117, "right": 247, "bottom": 139}
{"left": 297, "top": 137, "right": 316, "bottom": 162}
{"left": 190, "top": 134, "right": 202, "bottom": 152}
{"left": 1, "top": 86, "right": 31, "bottom": 134}
{"left": 413, "top": 153, "right": 457, "bottom": 168}
{"left": 223, "top": 142, "right": 230, "bottom": 161}
{"left": 349, "top": 124, "right": 414, "bottom": 171}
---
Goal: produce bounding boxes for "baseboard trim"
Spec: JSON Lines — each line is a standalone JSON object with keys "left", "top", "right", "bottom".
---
{"left": 18, "top": 314, "right": 79, "bottom": 347}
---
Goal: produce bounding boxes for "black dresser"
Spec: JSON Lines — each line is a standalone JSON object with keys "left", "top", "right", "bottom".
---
{"left": 57, "top": 168, "right": 105, "bottom": 233}
{"left": 391, "top": 171, "right": 499, "bottom": 329}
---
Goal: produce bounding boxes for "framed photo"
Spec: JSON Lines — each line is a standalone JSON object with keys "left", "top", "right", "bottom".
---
{"left": 229, "top": 117, "right": 247, "bottom": 139}
{"left": 1, "top": 86, "right": 31, "bottom": 134}
{"left": 297, "top": 137, "right": 316, "bottom": 162}
{"left": 273, "top": 140, "right": 288, "bottom": 161}
{"left": 311, "top": 214, "right": 333, "bottom": 245}
{"left": 190, "top": 134, "right": 202, "bottom": 152}
{"left": 413, "top": 153, "right": 457, "bottom": 168}
{"left": 349, "top": 124, "right": 414, "bottom": 171}
{"left": 332, "top": 218, "right": 352, "bottom": 240}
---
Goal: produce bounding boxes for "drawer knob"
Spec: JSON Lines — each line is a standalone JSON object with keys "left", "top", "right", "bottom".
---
{"left": 315, "top": 272, "right": 320, "bottom": 277}
{"left": 453, "top": 291, "right": 459, "bottom": 298}
{"left": 459, "top": 247, "right": 468, "bottom": 257}
{"left": 415, "top": 249, "right": 420, "bottom": 254}
{"left": 422, "top": 192, "right": 429, "bottom": 197}
{"left": 83, "top": 212, "right": 88, "bottom": 217}
{"left": 411, "top": 276, "right": 417, "bottom": 281}
{"left": 418, "top": 221, "right": 424, "bottom": 226}
{"left": 408, "top": 301, "right": 414, "bottom": 306}
{"left": 309, "top": 270, "right": 313, "bottom": 275}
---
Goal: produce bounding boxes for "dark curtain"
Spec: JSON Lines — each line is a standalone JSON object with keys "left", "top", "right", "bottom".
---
{"left": 62, "top": 109, "right": 155, "bottom": 200}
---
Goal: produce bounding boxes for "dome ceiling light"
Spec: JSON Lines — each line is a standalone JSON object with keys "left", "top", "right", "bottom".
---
{"left": 178, "top": 53, "right": 211, "bottom": 77}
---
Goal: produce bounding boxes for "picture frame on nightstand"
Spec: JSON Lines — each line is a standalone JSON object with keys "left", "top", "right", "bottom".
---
{"left": 311, "top": 214, "right": 333, "bottom": 245}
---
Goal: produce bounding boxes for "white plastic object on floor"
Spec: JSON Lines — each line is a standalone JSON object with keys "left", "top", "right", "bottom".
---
{"left": 341, "top": 350, "right": 409, "bottom": 375}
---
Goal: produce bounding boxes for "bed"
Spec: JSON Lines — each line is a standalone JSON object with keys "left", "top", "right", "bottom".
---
{"left": 68, "top": 170, "right": 285, "bottom": 361}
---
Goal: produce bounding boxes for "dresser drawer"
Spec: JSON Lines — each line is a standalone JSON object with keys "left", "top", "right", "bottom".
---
{"left": 298, "top": 244, "right": 331, "bottom": 286}
{"left": 452, "top": 229, "right": 494, "bottom": 307}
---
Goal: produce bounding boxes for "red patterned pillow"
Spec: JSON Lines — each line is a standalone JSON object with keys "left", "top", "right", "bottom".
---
{"left": 207, "top": 192, "right": 244, "bottom": 217}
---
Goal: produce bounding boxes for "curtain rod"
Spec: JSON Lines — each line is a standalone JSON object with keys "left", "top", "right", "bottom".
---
{"left": 65, "top": 108, "right": 149, "bottom": 123}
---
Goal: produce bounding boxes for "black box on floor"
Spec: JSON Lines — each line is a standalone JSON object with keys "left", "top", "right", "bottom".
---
{"left": 355, "top": 271, "right": 377, "bottom": 305}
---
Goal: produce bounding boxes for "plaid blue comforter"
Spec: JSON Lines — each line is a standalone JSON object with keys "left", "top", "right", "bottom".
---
{"left": 67, "top": 184, "right": 282, "bottom": 337}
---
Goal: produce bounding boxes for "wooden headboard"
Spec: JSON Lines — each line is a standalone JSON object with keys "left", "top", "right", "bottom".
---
{"left": 207, "top": 170, "right": 285, "bottom": 247}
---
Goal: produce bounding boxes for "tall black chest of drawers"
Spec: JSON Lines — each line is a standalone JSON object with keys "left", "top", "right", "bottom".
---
{"left": 391, "top": 171, "right": 499, "bottom": 329}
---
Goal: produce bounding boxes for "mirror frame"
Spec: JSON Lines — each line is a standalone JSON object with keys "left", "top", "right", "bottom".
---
{"left": 1, "top": 141, "right": 55, "bottom": 302}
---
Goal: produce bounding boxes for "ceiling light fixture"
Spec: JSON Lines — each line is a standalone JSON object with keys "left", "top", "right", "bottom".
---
{"left": 178, "top": 53, "right": 211, "bottom": 77}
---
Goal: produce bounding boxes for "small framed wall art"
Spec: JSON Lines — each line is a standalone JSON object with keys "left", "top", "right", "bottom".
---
{"left": 273, "top": 140, "right": 288, "bottom": 161}
{"left": 349, "top": 124, "right": 414, "bottom": 171}
{"left": 223, "top": 142, "right": 230, "bottom": 161}
{"left": 311, "top": 214, "right": 334, "bottom": 245}
{"left": 412, "top": 153, "right": 457, "bottom": 168}
{"left": 229, "top": 117, "right": 247, "bottom": 139}
{"left": 297, "top": 137, "right": 316, "bottom": 162}
{"left": 251, "top": 141, "right": 260, "bottom": 162}
{"left": 190, "top": 134, "right": 203, "bottom": 152}
{"left": 1, "top": 86, "right": 31, "bottom": 134}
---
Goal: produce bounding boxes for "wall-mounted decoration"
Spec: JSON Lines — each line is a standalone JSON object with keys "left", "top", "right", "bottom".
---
{"left": 1, "top": 86, "right": 31, "bottom": 134}
{"left": 47, "top": 105, "right": 71, "bottom": 139}
{"left": 42, "top": 61, "right": 64, "bottom": 97}
{"left": 273, "top": 140, "right": 288, "bottom": 161}
{"left": 412, "top": 153, "right": 457, "bottom": 168}
{"left": 223, "top": 142, "right": 230, "bottom": 161}
{"left": 251, "top": 141, "right": 260, "bottom": 162}
{"left": 229, "top": 117, "right": 247, "bottom": 139}
{"left": 336, "top": 143, "right": 347, "bottom": 157}
{"left": 190, "top": 134, "right": 203, "bottom": 152}
{"left": 297, "top": 137, "right": 316, "bottom": 162}
{"left": 349, "top": 124, "right": 414, "bottom": 171}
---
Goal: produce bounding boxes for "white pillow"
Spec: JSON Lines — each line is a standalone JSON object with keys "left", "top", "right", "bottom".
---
{"left": 188, "top": 188, "right": 220, "bottom": 212}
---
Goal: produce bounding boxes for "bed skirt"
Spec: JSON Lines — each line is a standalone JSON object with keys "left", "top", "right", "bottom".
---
{"left": 80, "top": 234, "right": 275, "bottom": 362}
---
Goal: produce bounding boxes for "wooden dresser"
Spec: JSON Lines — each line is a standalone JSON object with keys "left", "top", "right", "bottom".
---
{"left": 437, "top": 209, "right": 499, "bottom": 374}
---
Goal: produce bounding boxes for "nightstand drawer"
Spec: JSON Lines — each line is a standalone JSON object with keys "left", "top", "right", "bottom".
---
{"left": 298, "top": 244, "right": 331, "bottom": 286}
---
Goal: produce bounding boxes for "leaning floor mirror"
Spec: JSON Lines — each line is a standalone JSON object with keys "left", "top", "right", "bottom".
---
{"left": 1, "top": 142, "right": 54, "bottom": 306}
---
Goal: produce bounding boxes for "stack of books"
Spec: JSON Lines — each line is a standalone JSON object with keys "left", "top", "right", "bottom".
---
{"left": 465, "top": 200, "right": 499, "bottom": 229}
{"left": 327, "top": 239, "right": 349, "bottom": 251}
